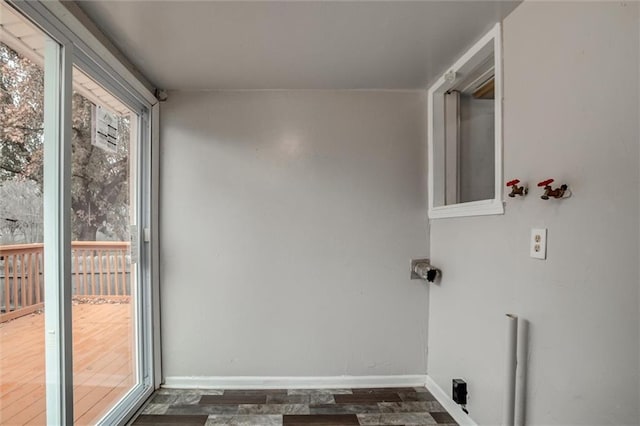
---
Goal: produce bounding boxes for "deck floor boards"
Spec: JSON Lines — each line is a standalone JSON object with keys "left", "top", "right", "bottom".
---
{"left": 0, "top": 303, "right": 134, "bottom": 425}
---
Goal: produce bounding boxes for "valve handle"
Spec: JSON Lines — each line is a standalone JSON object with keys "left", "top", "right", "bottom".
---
{"left": 537, "top": 179, "right": 554, "bottom": 187}
{"left": 506, "top": 179, "right": 520, "bottom": 187}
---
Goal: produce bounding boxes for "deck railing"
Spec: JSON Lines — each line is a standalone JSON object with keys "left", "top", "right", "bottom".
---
{"left": 0, "top": 241, "right": 131, "bottom": 323}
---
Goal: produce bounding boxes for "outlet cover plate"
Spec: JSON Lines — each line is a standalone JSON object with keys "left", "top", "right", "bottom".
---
{"left": 530, "top": 228, "right": 547, "bottom": 260}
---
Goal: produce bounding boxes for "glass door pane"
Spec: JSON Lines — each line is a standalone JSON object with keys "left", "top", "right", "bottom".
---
{"left": 69, "top": 67, "right": 139, "bottom": 425}
{"left": 0, "top": 4, "right": 49, "bottom": 424}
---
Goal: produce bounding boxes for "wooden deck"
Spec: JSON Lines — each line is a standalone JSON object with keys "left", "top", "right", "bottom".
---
{"left": 0, "top": 303, "right": 134, "bottom": 425}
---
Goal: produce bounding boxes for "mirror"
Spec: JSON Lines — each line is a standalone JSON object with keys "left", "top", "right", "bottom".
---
{"left": 428, "top": 23, "right": 503, "bottom": 219}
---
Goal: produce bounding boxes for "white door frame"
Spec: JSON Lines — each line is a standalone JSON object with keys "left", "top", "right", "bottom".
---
{"left": 43, "top": 33, "right": 74, "bottom": 426}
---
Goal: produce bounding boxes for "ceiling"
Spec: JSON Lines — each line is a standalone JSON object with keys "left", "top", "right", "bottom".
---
{"left": 77, "top": 1, "right": 520, "bottom": 91}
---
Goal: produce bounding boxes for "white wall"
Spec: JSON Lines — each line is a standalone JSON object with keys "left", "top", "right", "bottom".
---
{"left": 428, "top": 2, "right": 639, "bottom": 425}
{"left": 160, "top": 91, "right": 429, "bottom": 378}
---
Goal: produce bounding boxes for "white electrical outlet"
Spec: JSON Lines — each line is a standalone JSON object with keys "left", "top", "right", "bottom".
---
{"left": 530, "top": 228, "right": 547, "bottom": 260}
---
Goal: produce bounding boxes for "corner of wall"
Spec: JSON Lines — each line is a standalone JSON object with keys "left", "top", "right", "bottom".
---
{"left": 428, "top": 1, "right": 640, "bottom": 424}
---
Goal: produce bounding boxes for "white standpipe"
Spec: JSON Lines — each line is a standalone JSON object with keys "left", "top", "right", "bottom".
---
{"left": 503, "top": 314, "right": 518, "bottom": 426}
{"left": 514, "top": 319, "right": 529, "bottom": 426}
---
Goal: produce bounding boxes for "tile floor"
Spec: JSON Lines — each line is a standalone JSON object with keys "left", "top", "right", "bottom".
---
{"left": 131, "top": 387, "right": 458, "bottom": 425}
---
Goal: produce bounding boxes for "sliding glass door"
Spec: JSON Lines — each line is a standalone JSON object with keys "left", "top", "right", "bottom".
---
{"left": 0, "top": 1, "right": 155, "bottom": 424}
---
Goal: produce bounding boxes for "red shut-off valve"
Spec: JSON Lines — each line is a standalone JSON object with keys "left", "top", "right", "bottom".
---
{"left": 538, "top": 178, "right": 568, "bottom": 200}
{"left": 537, "top": 179, "right": 554, "bottom": 187}
{"left": 506, "top": 179, "right": 527, "bottom": 197}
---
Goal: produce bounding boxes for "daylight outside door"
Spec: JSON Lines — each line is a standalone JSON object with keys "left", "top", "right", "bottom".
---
{"left": 69, "top": 65, "right": 141, "bottom": 425}
{"left": 0, "top": 6, "right": 48, "bottom": 424}
{"left": 0, "top": 1, "right": 153, "bottom": 424}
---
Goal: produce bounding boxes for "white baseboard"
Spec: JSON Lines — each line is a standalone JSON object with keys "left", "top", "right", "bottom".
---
{"left": 425, "top": 375, "right": 477, "bottom": 426}
{"left": 163, "top": 375, "right": 427, "bottom": 390}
